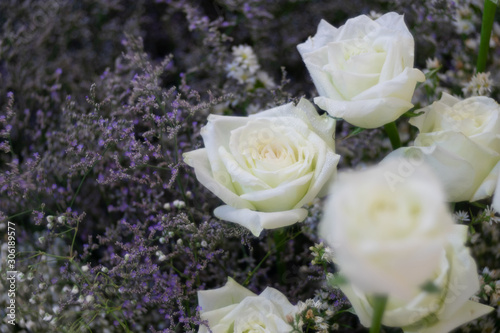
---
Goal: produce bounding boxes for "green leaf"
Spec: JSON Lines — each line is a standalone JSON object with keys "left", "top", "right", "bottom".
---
{"left": 425, "top": 66, "right": 442, "bottom": 80}
{"left": 420, "top": 281, "right": 441, "bottom": 294}
{"left": 343, "top": 127, "right": 365, "bottom": 140}
{"left": 402, "top": 108, "right": 424, "bottom": 118}
{"left": 327, "top": 273, "right": 348, "bottom": 287}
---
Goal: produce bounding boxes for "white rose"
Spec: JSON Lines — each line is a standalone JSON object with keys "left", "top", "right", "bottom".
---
{"left": 297, "top": 12, "right": 425, "bottom": 128}
{"left": 387, "top": 93, "right": 500, "bottom": 202}
{"left": 340, "top": 225, "right": 493, "bottom": 333}
{"left": 198, "top": 278, "right": 296, "bottom": 333}
{"left": 184, "top": 98, "right": 340, "bottom": 236}
{"left": 318, "top": 160, "right": 454, "bottom": 300}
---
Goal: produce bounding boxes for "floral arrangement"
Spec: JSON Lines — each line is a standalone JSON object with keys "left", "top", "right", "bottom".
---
{"left": 1, "top": 0, "right": 500, "bottom": 332}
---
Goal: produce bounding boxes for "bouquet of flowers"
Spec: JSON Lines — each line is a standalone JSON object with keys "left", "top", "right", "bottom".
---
{"left": 0, "top": 0, "right": 499, "bottom": 332}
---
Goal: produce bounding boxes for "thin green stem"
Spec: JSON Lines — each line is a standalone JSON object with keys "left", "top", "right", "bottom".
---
{"left": 243, "top": 230, "right": 302, "bottom": 286}
{"left": 369, "top": 295, "right": 388, "bottom": 333}
{"left": 383, "top": 122, "right": 401, "bottom": 150}
{"left": 70, "top": 147, "right": 109, "bottom": 208}
{"left": 273, "top": 229, "right": 287, "bottom": 283}
{"left": 70, "top": 219, "right": 80, "bottom": 258}
{"left": 477, "top": 0, "right": 498, "bottom": 72}
{"left": 7, "top": 209, "right": 32, "bottom": 220}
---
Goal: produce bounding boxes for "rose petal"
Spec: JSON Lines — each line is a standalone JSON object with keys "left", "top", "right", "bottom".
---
{"left": 198, "top": 277, "right": 256, "bottom": 313}
{"left": 252, "top": 98, "right": 336, "bottom": 151}
{"left": 403, "top": 302, "right": 493, "bottom": 333}
{"left": 214, "top": 205, "right": 308, "bottom": 236}
{"left": 239, "top": 173, "right": 313, "bottom": 211}
{"left": 314, "top": 96, "right": 413, "bottom": 129}
{"left": 183, "top": 149, "right": 255, "bottom": 210}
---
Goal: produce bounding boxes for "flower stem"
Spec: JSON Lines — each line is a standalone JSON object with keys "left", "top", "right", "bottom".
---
{"left": 477, "top": 0, "right": 498, "bottom": 73}
{"left": 383, "top": 122, "right": 401, "bottom": 150}
{"left": 369, "top": 295, "right": 388, "bottom": 333}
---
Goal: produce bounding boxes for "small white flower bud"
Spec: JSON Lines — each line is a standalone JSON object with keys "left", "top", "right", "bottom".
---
{"left": 173, "top": 199, "right": 186, "bottom": 209}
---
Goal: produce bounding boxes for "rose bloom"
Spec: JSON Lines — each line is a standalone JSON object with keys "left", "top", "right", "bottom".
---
{"left": 341, "top": 225, "right": 493, "bottom": 333}
{"left": 184, "top": 99, "right": 340, "bottom": 236}
{"left": 318, "top": 160, "right": 453, "bottom": 300}
{"left": 297, "top": 12, "right": 425, "bottom": 128}
{"left": 387, "top": 93, "right": 500, "bottom": 203}
{"left": 198, "top": 278, "right": 297, "bottom": 333}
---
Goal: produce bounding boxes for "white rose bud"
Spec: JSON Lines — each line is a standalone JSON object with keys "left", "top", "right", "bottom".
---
{"left": 387, "top": 93, "right": 500, "bottom": 203}
{"left": 297, "top": 13, "right": 425, "bottom": 128}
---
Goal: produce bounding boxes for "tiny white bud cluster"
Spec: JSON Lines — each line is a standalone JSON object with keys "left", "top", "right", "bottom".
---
{"left": 462, "top": 72, "right": 493, "bottom": 97}
{"left": 225, "top": 45, "right": 275, "bottom": 89}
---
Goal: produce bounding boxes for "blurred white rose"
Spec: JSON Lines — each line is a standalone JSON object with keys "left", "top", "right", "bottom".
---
{"left": 341, "top": 225, "right": 493, "bottom": 333}
{"left": 198, "top": 278, "right": 296, "bottom": 333}
{"left": 183, "top": 98, "right": 340, "bottom": 236}
{"left": 318, "top": 160, "right": 454, "bottom": 300}
{"left": 387, "top": 93, "right": 500, "bottom": 203}
{"left": 297, "top": 12, "right": 425, "bottom": 128}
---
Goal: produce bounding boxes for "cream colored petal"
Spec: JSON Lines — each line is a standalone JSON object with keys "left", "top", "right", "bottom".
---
{"left": 218, "top": 146, "right": 271, "bottom": 193}
{"left": 384, "top": 145, "right": 476, "bottom": 202}
{"left": 214, "top": 205, "right": 308, "bottom": 237}
{"left": 326, "top": 67, "right": 380, "bottom": 100}
{"left": 295, "top": 143, "right": 339, "bottom": 207}
{"left": 198, "top": 277, "right": 255, "bottom": 313}
{"left": 183, "top": 149, "right": 255, "bottom": 210}
{"left": 252, "top": 98, "right": 336, "bottom": 151}
{"left": 302, "top": 55, "right": 345, "bottom": 100}
{"left": 409, "top": 93, "right": 462, "bottom": 133}
{"left": 335, "top": 15, "right": 379, "bottom": 40}
{"left": 239, "top": 173, "right": 313, "bottom": 211}
{"left": 354, "top": 67, "right": 425, "bottom": 101}
{"left": 415, "top": 132, "right": 500, "bottom": 201}
{"left": 314, "top": 96, "right": 413, "bottom": 128}
{"left": 338, "top": 283, "right": 372, "bottom": 327}
{"left": 200, "top": 304, "right": 238, "bottom": 332}
{"left": 472, "top": 160, "right": 500, "bottom": 201}
{"left": 375, "top": 12, "right": 412, "bottom": 36}
{"left": 259, "top": 287, "right": 297, "bottom": 317}
{"left": 296, "top": 19, "right": 338, "bottom": 55}
{"left": 201, "top": 115, "right": 252, "bottom": 194}
{"left": 403, "top": 301, "right": 493, "bottom": 333}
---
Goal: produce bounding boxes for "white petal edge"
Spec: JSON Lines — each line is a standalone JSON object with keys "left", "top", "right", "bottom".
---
{"left": 403, "top": 301, "right": 493, "bottom": 333}
{"left": 214, "top": 205, "right": 308, "bottom": 237}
